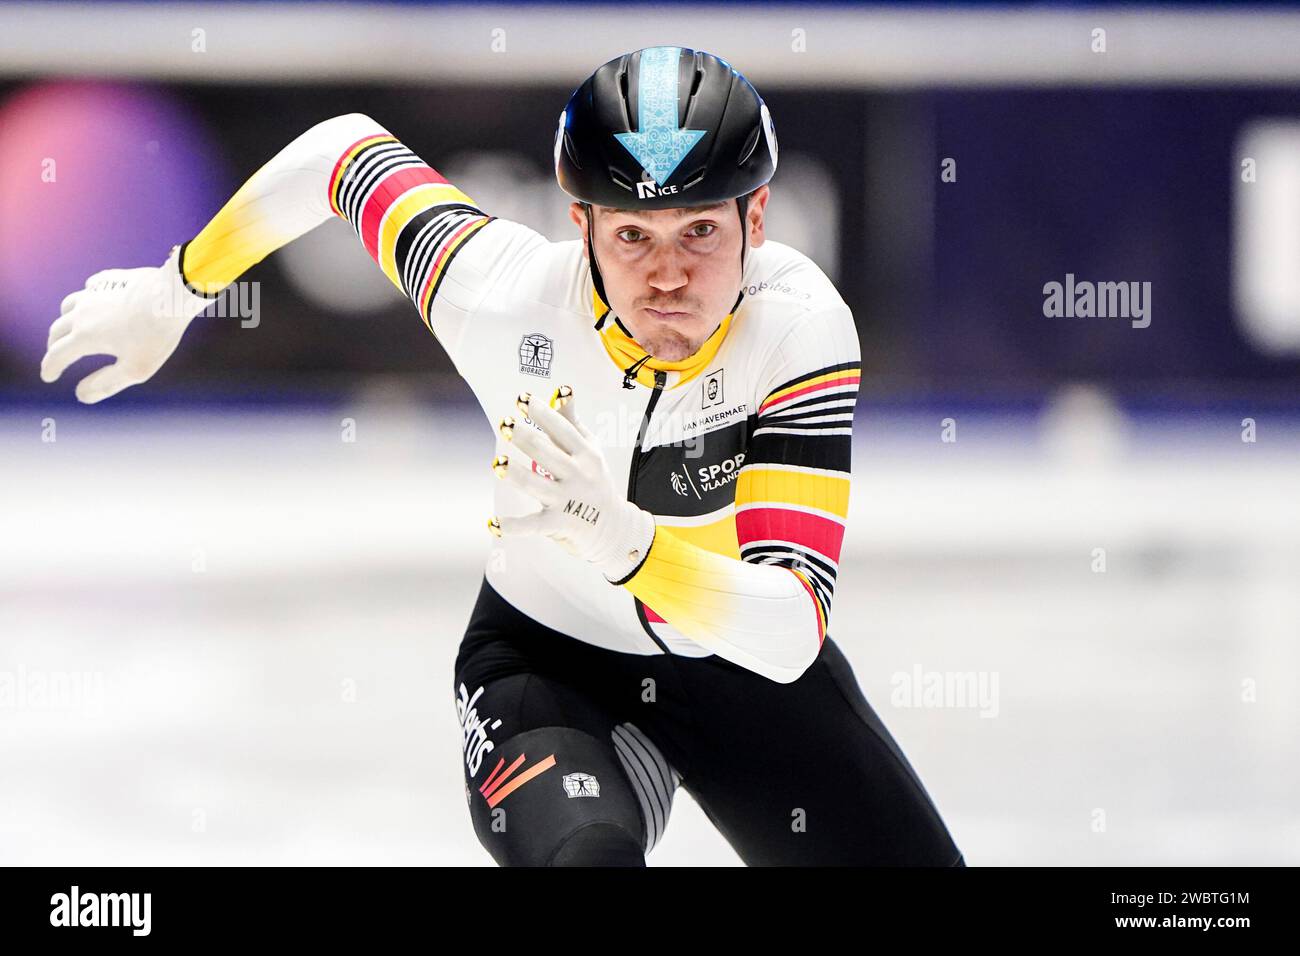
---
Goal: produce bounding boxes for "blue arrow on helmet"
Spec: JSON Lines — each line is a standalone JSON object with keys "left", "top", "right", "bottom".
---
{"left": 554, "top": 46, "right": 778, "bottom": 313}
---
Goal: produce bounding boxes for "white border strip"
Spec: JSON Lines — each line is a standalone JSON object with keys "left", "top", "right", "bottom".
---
{"left": 4, "top": 4, "right": 1300, "bottom": 86}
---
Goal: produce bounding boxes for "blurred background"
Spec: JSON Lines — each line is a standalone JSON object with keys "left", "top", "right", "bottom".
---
{"left": 1, "top": 0, "right": 1298, "bottom": 866}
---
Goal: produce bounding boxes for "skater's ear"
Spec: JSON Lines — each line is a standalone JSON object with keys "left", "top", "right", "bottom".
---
{"left": 745, "top": 185, "right": 770, "bottom": 249}
{"left": 569, "top": 202, "right": 592, "bottom": 259}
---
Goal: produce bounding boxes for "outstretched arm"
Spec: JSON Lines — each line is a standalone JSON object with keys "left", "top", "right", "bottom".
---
{"left": 181, "top": 112, "right": 501, "bottom": 340}
{"left": 178, "top": 113, "right": 395, "bottom": 294}
{"left": 42, "top": 112, "right": 519, "bottom": 401}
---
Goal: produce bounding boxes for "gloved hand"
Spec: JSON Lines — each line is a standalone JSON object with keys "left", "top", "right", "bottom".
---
{"left": 40, "top": 244, "right": 215, "bottom": 404}
{"left": 489, "top": 384, "right": 657, "bottom": 583}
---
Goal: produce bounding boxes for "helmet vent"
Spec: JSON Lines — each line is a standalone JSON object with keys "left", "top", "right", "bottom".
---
{"left": 563, "top": 130, "right": 582, "bottom": 170}
{"left": 680, "top": 166, "right": 708, "bottom": 189}
{"left": 737, "top": 124, "right": 761, "bottom": 167}
{"left": 608, "top": 168, "right": 636, "bottom": 193}
{"left": 617, "top": 64, "right": 633, "bottom": 129}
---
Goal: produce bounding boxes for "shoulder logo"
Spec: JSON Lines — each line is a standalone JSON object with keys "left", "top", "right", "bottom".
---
{"left": 702, "top": 368, "right": 724, "bottom": 409}
{"left": 519, "top": 332, "right": 553, "bottom": 377}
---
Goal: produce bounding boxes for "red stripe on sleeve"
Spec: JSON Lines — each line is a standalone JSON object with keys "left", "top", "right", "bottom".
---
{"left": 759, "top": 372, "right": 860, "bottom": 415}
{"left": 327, "top": 134, "right": 394, "bottom": 216}
{"left": 735, "top": 507, "right": 846, "bottom": 564}
{"left": 357, "top": 165, "right": 451, "bottom": 261}
{"left": 416, "top": 215, "right": 490, "bottom": 315}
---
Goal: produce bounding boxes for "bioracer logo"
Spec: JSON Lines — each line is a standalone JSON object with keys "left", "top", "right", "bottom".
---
{"left": 518, "top": 332, "right": 553, "bottom": 377}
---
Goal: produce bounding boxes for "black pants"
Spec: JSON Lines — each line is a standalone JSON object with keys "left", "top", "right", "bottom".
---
{"left": 453, "top": 577, "right": 965, "bottom": 867}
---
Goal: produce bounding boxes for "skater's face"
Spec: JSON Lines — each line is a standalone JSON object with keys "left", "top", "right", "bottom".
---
{"left": 569, "top": 185, "right": 769, "bottom": 362}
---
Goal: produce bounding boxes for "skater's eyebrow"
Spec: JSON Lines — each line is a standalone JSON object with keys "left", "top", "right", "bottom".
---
{"left": 601, "top": 200, "right": 730, "bottom": 218}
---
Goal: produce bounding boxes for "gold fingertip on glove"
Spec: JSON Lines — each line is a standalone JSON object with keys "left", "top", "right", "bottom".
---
{"left": 487, "top": 516, "right": 502, "bottom": 538}
{"left": 497, "top": 416, "right": 515, "bottom": 441}
{"left": 491, "top": 455, "right": 509, "bottom": 478}
{"left": 551, "top": 384, "right": 573, "bottom": 409}
{"left": 515, "top": 391, "right": 532, "bottom": 414}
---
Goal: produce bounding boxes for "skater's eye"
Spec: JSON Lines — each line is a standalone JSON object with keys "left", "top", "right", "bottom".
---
{"left": 615, "top": 223, "right": 718, "bottom": 243}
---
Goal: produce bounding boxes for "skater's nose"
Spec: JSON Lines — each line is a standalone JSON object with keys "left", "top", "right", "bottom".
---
{"left": 645, "top": 244, "right": 688, "bottom": 294}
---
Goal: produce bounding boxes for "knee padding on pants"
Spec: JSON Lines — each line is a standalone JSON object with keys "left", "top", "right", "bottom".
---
{"left": 467, "top": 725, "right": 647, "bottom": 867}
{"left": 549, "top": 820, "right": 645, "bottom": 866}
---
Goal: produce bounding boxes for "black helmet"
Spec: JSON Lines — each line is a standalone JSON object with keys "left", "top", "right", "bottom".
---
{"left": 554, "top": 46, "right": 778, "bottom": 316}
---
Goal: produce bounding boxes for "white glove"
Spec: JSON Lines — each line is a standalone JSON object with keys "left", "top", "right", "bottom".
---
{"left": 488, "top": 385, "right": 657, "bottom": 583}
{"left": 40, "top": 244, "right": 215, "bottom": 404}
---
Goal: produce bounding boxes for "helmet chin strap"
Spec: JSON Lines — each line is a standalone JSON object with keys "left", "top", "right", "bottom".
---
{"left": 585, "top": 202, "right": 614, "bottom": 329}
{"left": 733, "top": 193, "right": 750, "bottom": 313}
{"left": 586, "top": 196, "right": 748, "bottom": 333}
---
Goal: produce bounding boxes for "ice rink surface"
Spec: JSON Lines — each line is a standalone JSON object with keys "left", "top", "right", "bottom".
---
{"left": 2, "top": 396, "right": 1297, "bottom": 866}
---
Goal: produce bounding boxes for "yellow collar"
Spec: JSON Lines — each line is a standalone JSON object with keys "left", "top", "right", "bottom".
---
{"left": 592, "top": 286, "right": 734, "bottom": 390}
